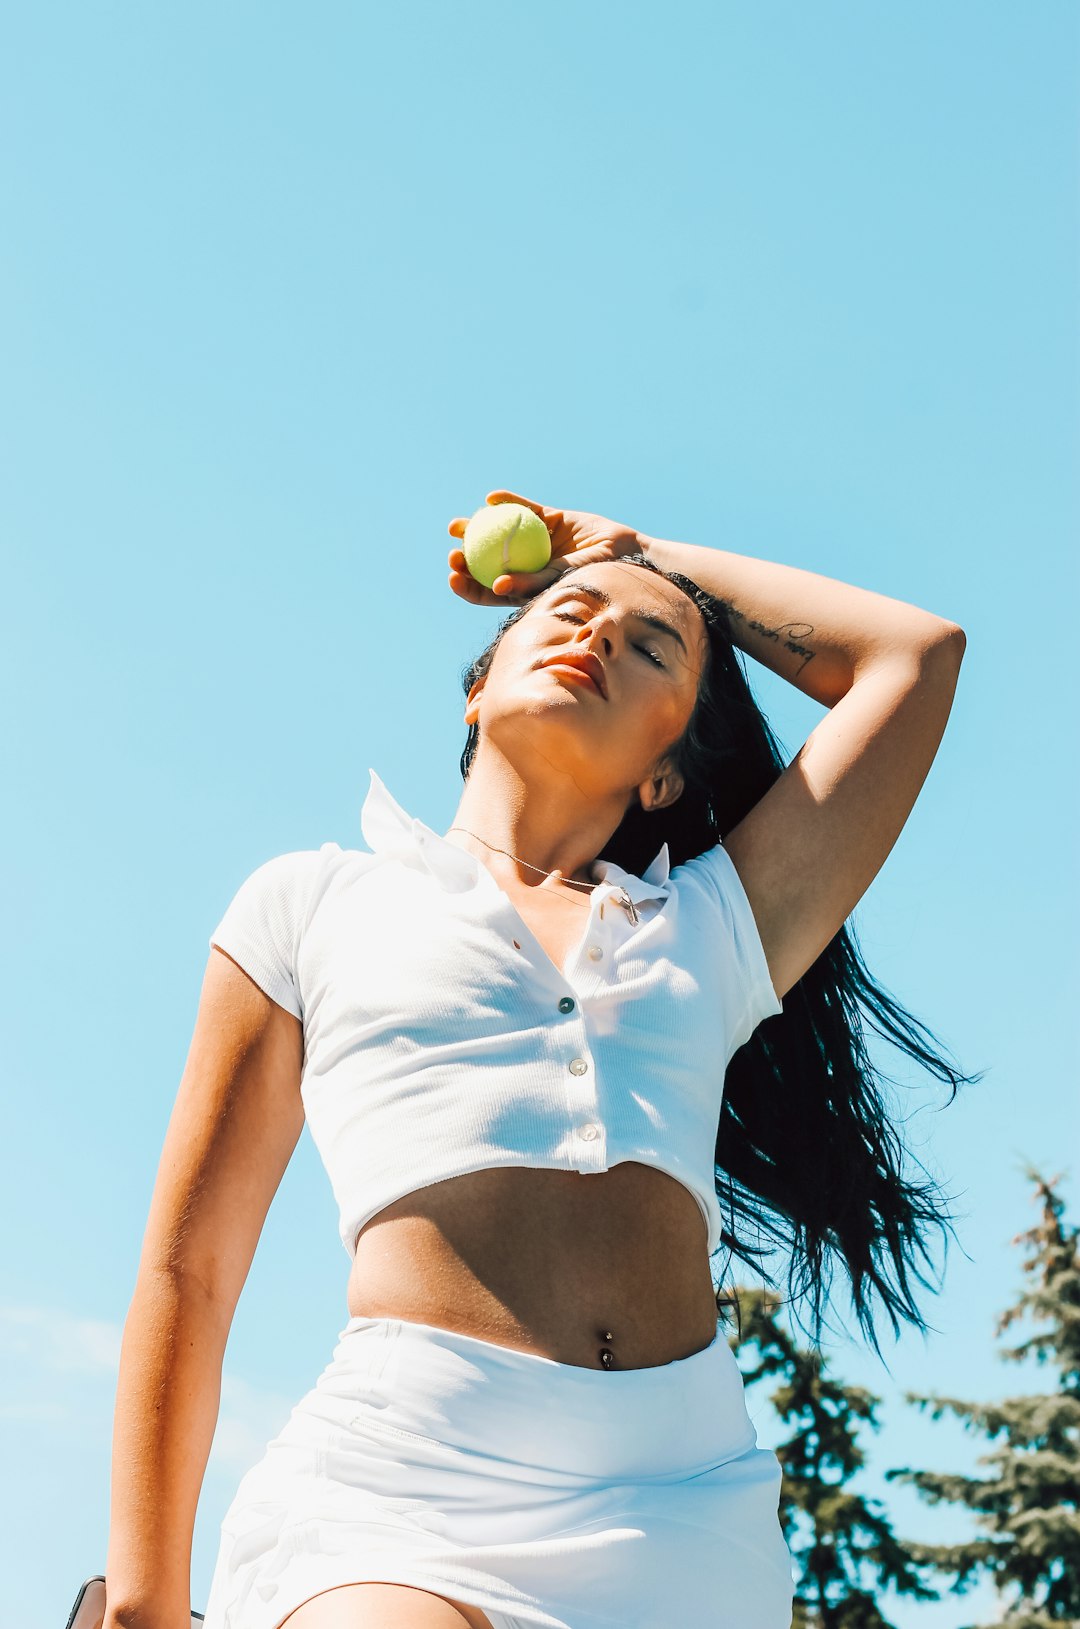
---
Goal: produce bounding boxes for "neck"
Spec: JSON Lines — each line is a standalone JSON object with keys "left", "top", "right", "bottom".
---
{"left": 444, "top": 749, "right": 624, "bottom": 891}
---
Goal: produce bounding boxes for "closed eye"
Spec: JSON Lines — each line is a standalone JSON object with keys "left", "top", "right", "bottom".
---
{"left": 552, "top": 610, "right": 666, "bottom": 668}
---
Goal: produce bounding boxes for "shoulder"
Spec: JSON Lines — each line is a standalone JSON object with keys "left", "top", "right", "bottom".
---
{"left": 670, "top": 839, "right": 784, "bottom": 1032}
{"left": 240, "top": 839, "right": 377, "bottom": 888}
{"left": 669, "top": 839, "right": 754, "bottom": 919}
{"left": 213, "top": 840, "right": 363, "bottom": 933}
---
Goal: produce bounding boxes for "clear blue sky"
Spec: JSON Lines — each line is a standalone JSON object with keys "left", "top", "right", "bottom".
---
{"left": 2, "top": 5, "right": 1076, "bottom": 1626}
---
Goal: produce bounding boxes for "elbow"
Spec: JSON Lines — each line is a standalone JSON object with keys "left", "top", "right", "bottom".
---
{"left": 929, "top": 621, "right": 967, "bottom": 662}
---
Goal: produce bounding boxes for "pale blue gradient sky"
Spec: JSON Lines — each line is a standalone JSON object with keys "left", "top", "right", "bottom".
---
{"left": 2, "top": 5, "right": 1077, "bottom": 1626}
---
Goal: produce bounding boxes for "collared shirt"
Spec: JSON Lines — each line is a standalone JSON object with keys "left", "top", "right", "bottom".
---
{"left": 208, "top": 768, "right": 783, "bottom": 1258}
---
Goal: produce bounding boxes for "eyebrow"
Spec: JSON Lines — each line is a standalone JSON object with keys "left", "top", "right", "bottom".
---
{"left": 543, "top": 581, "right": 689, "bottom": 657}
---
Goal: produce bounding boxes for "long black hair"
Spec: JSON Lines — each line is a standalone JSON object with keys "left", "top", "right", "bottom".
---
{"left": 459, "top": 552, "right": 982, "bottom": 1362}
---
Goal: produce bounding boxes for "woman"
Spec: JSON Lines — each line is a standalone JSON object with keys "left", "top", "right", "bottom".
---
{"left": 103, "top": 490, "right": 972, "bottom": 1629}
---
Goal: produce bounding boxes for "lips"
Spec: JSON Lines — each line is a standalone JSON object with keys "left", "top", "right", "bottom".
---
{"left": 540, "top": 651, "right": 608, "bottom": 699}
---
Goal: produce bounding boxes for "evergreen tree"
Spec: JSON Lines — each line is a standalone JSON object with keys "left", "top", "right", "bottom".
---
{"left": 728, "top": 1284, "right": 940, "bottom": 1627}
{"left": 886, "top": 1164, "right": 1080, "bottom": 1627}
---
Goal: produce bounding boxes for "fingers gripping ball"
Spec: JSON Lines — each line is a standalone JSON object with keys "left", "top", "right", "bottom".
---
{"left": 463, "top": 502, "right": 552, "bottom": 590}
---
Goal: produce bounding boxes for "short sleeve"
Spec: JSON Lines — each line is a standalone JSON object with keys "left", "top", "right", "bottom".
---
{"left": 677, "top": 841, "right": 783, "bottom": 1061}
{"left": 208, "top": 850, "right": 323, "bottom": 1021}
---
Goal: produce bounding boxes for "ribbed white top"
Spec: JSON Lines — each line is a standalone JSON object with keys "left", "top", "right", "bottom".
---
{"left": 209, "top": 769, "right": 783, "bottom": 1259}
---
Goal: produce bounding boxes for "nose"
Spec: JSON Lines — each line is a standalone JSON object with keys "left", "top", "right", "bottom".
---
{"left": 572, "top": 611, "right": 617, "bottom": 655}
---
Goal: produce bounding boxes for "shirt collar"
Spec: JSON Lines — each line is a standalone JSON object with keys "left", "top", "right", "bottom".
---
{"left": 360, "top": 768, "right": 671, "bottom": 902}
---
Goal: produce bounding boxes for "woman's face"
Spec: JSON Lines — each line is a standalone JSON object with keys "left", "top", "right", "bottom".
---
{"left": 465, "top": 561, "right": 708, "bottom": 809}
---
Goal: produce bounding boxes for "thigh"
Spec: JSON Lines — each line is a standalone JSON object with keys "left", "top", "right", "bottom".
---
{"left": 279, "top": 1582, "right": 496, "bottom": 1629}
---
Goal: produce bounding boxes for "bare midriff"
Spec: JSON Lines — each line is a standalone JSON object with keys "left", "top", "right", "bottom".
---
{"left": 348, "top": 876, "right": 721, "bottom": 1372}
{"left": 346, "top": 1161, "right": 720, "bottom": 1372}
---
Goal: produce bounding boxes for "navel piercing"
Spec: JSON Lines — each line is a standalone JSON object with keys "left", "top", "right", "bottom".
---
{"left": 599, "top": 1331, "right": 616, "bottom": 1370}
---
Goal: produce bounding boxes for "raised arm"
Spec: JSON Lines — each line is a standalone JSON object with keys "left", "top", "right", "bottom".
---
{"left": 447, "top": 490, "right": 966, "bottom": 1010}
{"left": 642, "top": 532, "right": 966, "bottom": 1001}
{"left": 103, "top": 948, "right": 304, "bottom": 1627}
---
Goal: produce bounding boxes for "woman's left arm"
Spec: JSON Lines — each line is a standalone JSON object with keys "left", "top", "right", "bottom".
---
{"left": 642, "top": 531, "right": 963, "bottom": 705}
{"left": 448, "top": 492, "right": 966, "bottom": 1003}
{"left": 643, "top": 532, "right": 967, "bottom": 1002}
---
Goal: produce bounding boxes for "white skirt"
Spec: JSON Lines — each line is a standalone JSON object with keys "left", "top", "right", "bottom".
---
{"left": 202, "top": 1313, "right": 794, "bottom": 1629}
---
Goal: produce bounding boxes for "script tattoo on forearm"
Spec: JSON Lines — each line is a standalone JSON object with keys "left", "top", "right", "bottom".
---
{"left": 717, "top": 599, "right": 818, "bottom": 679}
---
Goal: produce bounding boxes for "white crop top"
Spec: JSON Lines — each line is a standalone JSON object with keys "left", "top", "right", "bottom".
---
{"left": 208, "top": 769, "right": 783, "bottom": 1259}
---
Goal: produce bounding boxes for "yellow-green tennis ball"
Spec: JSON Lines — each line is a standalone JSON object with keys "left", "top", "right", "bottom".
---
{"left": 463, "top": 502, "right": 552, "bottom": 590}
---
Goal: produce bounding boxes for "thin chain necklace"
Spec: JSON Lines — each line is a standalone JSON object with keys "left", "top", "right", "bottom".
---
{"left": 445, "top": 826, "right": 639, "bottom": 924}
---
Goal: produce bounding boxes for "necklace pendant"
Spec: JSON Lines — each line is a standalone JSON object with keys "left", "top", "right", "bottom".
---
{"left": 618, "top": 888, "right": 639, "bottom": 925}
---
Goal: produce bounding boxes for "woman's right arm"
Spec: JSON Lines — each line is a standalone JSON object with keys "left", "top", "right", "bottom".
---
{"left": 103, "top": 946, "right": 306, "bottom": 1627}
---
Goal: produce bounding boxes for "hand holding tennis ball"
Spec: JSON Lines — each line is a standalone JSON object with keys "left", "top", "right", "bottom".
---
{"left": 447, "top": 489, "right": 644, "bottom": 609}
{"left": 462, "top": 502, "right": 552, "bottom": 591}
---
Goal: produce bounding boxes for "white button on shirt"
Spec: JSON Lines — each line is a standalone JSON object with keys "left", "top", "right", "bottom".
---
{"left": 208, "top": 768, "right": 783, "bottom": 1259}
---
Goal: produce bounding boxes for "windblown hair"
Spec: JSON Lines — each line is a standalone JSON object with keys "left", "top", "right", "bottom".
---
{"left": 460, "top": 552, "right": 982, "bottom": 1361}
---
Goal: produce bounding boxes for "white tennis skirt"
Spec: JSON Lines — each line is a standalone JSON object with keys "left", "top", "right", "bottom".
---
{"left": 202, "top": 1312, "right": 794, "bottom": 1629}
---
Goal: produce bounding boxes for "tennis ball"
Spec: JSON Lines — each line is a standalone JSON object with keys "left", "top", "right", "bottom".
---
{"left": 463, "top": 502, "right": 552, "bottom": 590}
